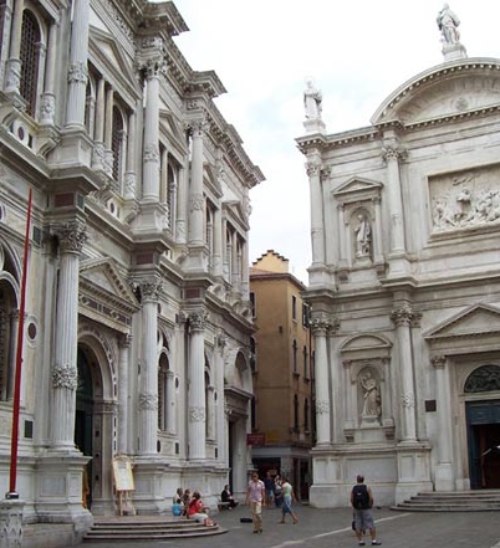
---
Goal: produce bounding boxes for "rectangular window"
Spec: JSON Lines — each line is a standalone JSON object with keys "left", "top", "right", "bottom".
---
{"left": 250, "top": 292, "right": 256, "bottom": 318}
{"left": 292, "top": 295, "right": 297, "bottom": 321}
{"left": 302, "top": 304, "right": 310, "bottom": 327}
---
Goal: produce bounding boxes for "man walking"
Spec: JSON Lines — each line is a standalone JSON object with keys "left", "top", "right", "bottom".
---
{"left": 351, "top": 475, "right": 382, "bottom": 546}
{"left": 246, "top": 471, "right": 266, "bottom": 534}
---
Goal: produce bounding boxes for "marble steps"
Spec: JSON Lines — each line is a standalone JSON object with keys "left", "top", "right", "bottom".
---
{"left": 83, "top": 517, "right": 227, "bottom": 541}
{"left": 391, "top": 490, "right": 500, "bottom": 512}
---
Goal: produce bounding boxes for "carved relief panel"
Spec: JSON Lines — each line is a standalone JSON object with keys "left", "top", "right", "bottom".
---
{"left": 429, "top": 164, "right": 500, "bottom": 234}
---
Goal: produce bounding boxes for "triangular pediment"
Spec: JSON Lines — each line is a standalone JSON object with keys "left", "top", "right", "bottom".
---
{"left": 204, "top": 163, "right": 223, "bottom": 198}
{"left": 372, "top": 58, "right": 500, "bottom": 127}
{"left": 159, "top": 110, "right": 184, "bottom": 143}
{"left": 425, "top": 304, "right": 500, "bottom": 340}
{"left": 89, "top": 27, "right": 139, "bottom": 94}
{"left": 80, "top": 257, "right": 139, "bottom": 309}
{"left": 223, "top": 200, "right": 249, "bottom": 230}
{"left": 334, "top": 177, "right": 383, "bottom": 197}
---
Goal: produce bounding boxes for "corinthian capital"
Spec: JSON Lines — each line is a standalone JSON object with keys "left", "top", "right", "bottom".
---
{"left": 390, "top": 306, "right": 414, "bottom": 327}
{"left": 305, "top": 160, "right": 321, "bottom": 178}
{"left": 310, "top": 316, "right": 339, "bottom": 336}
{"left": 189, "top": 310, "right": 206, "bottom": 333}
{"left": 382, "top": 144, "right": 407, "bottom": 163}
{"left": 139, "top": 278, "right": 162, "bottom": 303}
{"left": 431, "top": 355, "right": 446, "bottom": 369}
{"left": 188, "top": 118, "right": 209, "bottom": 138}
{"left": 54, "top": 220, "right": 88, "bottom": 254}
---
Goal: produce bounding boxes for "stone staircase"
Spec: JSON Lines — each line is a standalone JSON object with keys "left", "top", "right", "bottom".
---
{"left": 83, "top": 515, "right": 227, "bottom": 542}
{"left": 392, "top": 490, "right": 500, "bottom": 512}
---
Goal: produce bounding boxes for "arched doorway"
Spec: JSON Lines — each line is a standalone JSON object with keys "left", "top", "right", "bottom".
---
{"left": 75, "top": 347, "right": 95, "bottom": 508}
{"left": 464, "top": 365, "right": 500, "bottom": 489}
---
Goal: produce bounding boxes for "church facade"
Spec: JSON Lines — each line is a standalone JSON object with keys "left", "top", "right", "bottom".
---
{"left": 298, "top": 20, "right": 500, "bottom": 506}
{"left": 0, "top": 0, "right": 262, "bottom": 529}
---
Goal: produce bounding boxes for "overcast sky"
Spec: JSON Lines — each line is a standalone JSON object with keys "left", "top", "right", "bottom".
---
{"left": 172, "top": 1, "right": 500, "bottom": 283}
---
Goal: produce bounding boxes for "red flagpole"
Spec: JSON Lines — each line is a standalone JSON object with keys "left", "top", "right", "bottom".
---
{"left": 8, "top": 188, "right": 33, "bottom": 498}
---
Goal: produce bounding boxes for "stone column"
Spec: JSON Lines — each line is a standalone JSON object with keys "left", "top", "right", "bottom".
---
{"left": 40, "top": 21, "right": 57, "bottom": 126}
{"left": 104, "top": 84, "right": 114, "bottom": 177}
{"left": 0, "top": 2, "right": 13, "bottom": 90}
{"left": 241, "top": 240, "right": 250, "bottom": 300}
{"left": 65, "top": 0, "right": 90, "bottom": 129}
{"left": 382, "top": 138, "right": 407, "bottom": 254}
{"left": 138, "top": 278, "right": 162, "bottom": 456}
{"left": 212, "top": 207, "right": 223, "bottom": 277}
{"left": 306, "top": 155, "right": 325, "bottom": 267}
{"left": 91, "top": 77, "right": 105, "bottom": 170}
{"left": 310, "top": 318, "right": 331, "bottom": 446}
{"left": 142, "top": 60, "right": 161, "bottom": 201}
{"left": 337, "top": 204, "right": 347, "bottom": 268}
{"left": 207, "top": 385, "right": 215, "bottom": 440}
{"left": 176, "top": 164, "right": 188, "bottom": 244}
{"left": 117, "top": 334, "right": 131, "bottom": 455}
{"left": 124, "top": 111, "right": 137, "bottom": 199}
{"left": 391, "top": 306, "right": 417, "bottom": 443}
{"left": 188, "top": 119, "right": 207, "bottom": 247}
{"left": 7, "top": 311, "right": 20, "bottom": 400}
{"left": 50, "top": 221, "right": 87, "bottom": 449}
{"left": 188, "top": 310, "right": 206, "bottom": 460}
{"left": 166, "top": 370, "right": 176, "bottom": 435}
{"left": 431, "top": 355, "right": 454, "bottom": 491}
{"left": 372, "top": 197, "right": 384, "bottom": 264}
{"left": 4, "top": 0, "right": 23, "bottom": 94}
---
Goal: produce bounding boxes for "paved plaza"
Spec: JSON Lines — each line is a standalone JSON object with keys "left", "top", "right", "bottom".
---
{"left": 79, "top": 503, "right": 500, "bottom": 548}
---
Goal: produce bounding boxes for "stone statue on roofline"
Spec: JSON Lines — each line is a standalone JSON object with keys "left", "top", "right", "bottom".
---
{"left": 303, "top": 77, "right": 326, "bottom": 134}
{"left": 437, "top": 4, "right": 467, "bottom": 61}
{"left": 437, "top": 3, "right": 460, "bottom": 45}
{"left": 304, "top": 78, "right": 322, "bottom": 120}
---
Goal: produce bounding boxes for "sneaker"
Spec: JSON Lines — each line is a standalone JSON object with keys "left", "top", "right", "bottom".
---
{"left": 371, "top": 542, "right": 382, "bottom": 546}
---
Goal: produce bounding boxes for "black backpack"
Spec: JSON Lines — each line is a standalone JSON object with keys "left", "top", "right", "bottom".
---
{"left": 352, "top": 484, "right": 370, "bottom": 509}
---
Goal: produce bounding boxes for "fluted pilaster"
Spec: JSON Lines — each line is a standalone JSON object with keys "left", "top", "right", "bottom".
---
{"left": 188, "top": 310, "right": 206, "bottom": 459}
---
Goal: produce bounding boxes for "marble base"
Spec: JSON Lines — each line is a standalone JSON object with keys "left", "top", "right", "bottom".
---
{"left": 0, "top": 499, "right": 24, "bottom": 548}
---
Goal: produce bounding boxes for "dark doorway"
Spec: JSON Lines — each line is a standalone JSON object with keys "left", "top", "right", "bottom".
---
{"left": 466, "top": 401, "right": 500, "bottom": 489}
{"left": 75, "top": 347, "right": 94, "bottom": 508}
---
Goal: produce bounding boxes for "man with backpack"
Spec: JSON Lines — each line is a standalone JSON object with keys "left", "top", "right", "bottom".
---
{"left": 350, "top": 475, "right": 382, "bottom": 546}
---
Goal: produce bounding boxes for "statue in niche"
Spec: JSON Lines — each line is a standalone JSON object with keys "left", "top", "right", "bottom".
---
{"left": 354, "top": 214, "right": 372, "bottom": 258}
{"left": 303, "top": 78, "right": 322, "bottom": 120}
{"left": 361, "top": 371, "right": 381, "bottom": 418}
{"left": 437, "top": 4, "right": 461, "bottom": 45}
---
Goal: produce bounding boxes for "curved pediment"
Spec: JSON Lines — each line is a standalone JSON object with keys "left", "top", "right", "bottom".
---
{"left": 372, "top": 58, "right": 500, "bottom": 127}
{"left": 341, "top": 334, "right": 392, "bottom": 361}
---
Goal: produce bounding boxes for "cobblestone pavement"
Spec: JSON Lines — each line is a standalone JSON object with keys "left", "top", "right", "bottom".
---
{"left": 80, "top": 504, "right": 500, "bottom": 548}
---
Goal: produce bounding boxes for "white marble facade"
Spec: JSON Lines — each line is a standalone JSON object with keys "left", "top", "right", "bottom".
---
{"left": 0, "top": 0, "right": 262, "bottom": 530}
{"left": 299, "top": 16, "right": 500, "bottom": 507}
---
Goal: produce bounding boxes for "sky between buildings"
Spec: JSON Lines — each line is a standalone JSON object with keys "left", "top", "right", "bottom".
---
{"left": 172, "top": 0, "right": 500, "bottom": 283}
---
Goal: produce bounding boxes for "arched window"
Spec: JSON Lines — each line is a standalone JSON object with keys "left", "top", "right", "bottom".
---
{"left": 157, "top": 354, "right": 169, "bottom": 431}
{"left": 0, "top": 246, "right": 20, "bottom": 402}
{"left": 464, "top": 365, "right": 500, "bottom": 393}
{"left": 111, "top": 106, "right": 124, "bottom": 182}
{"left": 293, "top": 394, "right": 299, "bottom": 431}
{"left": 304, "top": 398, "right": 309, "bottom": 432}
{"left": 20, "top": 10, "right": 41, "bottom": 116}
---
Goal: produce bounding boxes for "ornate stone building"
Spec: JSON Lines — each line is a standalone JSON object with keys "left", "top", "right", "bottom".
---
{"left": 0, "top": 0, "right": 263, "bottom": 531}
{"left": 298, "top": 12, "right": 500, "bottom": 507}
